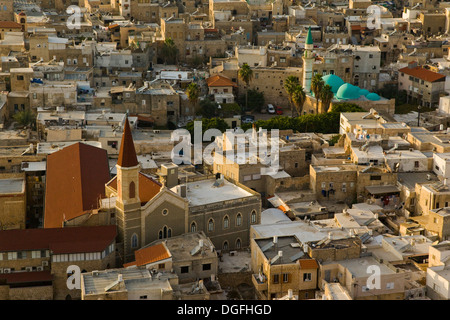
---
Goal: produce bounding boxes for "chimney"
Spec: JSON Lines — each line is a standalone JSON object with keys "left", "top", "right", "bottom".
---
{"left": 118, "top": 274, "right": 123, "bottom": 282}
{"left": 288, "top": 289, "right": 293, "bottom": 299}
{"left": 273, "top": 236, "right": 278, "bottom": 244}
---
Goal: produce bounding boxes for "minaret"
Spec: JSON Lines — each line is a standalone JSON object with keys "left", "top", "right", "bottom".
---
{"left": 302, "top": 27, "right": 314, "bottom": 94}
{"left": 115, "top": 117, "right": 141, "bottom": 263}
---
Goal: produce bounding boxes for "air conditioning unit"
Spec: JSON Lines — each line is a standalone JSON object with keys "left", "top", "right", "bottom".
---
{"left": 36, "top": 266, "right": 43, "bottom": 271}
{"left": 42, "top": 261, "right": 49, "bottom": 267}
{"left": 3, "top": 268, "right": 11, "bottom": 274}
{"left": 25, "top": 267, "right": 32, "bottom": 272}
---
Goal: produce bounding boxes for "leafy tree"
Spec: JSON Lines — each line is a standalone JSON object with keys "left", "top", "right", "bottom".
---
{"left": 161, "top": 38, "right": 179, "bottom": 65}
{"left": 197, "top": 99, "right": 218, "bottom": 118}
{"left": 186, "top": 118, "right": 230, "bottom": 140}
{"left": 13, "top": 109, "right": 35, "bottom": 129}
{"left": 284, "top": 76, "right": 300, "bottom": 117}
{"left": 240, "top": 102, "right": 365, "bottom": 134}
{"left": 311, "top": 74, "right": 325, "bottom": 114}
{"left": 291, "top": 85, "right": 306, "bottom": 117}
{"left": 238, "top": 63, "right": 253, "bottom": 110}
{"left": 186, "top": 82, "right": 200, "bottom": 110}
{"left": 320, "top": 84, "right": 334, "bottom": 113}
{"left": 237, "top": 89, "right": 264, "bottom": 112}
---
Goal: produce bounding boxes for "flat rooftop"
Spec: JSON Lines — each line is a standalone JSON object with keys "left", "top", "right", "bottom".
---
{"left": 325, "top": 256, "right": 395, "bottom": 278}
{"left": 151, "top": 232, "right": 217, "bottom": 262}
{"left": 397, "top": 172, "right": 439, "bottom": 190}
{"left": 0, "top": 178, "right": 25, "bottom": 194}
{"left": 36, "top": 141, "right": 102, "bottom": 155}
{"left": 177, "top": 178, "right": 254, "bottom": 207}
{"left": 82, "top": 268, "right": 174, "bottom": 296}
{"left": 254, "top": 236, "right": 304, "bottom": 265}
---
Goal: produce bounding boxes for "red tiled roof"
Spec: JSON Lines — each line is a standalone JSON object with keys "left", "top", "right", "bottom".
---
{"left": 0, "top": 271, "right": 53, "bottom": 285}
{"left": 298, "top": 259, "right": 319, "bottom": 269}
{"left": 107, "top": 172, "right": 162, "bottom": 205}
{"left": 206, "top": 75, "right": 237, "bottom": 88}
{"left": 399, "top": 66, "right": 446, "bottom": 82}
{"left": 117, "top": 118, "right": 139, "bottom": 168}
{"left": 123, "top": 243, "right": 171, "bottom": 268}
{"left": 0, "top": 225, "right": 117, "bottom": 253}
{"left": 44, "top": 143, "right": 111, "bottom": 228}
{"left": 0, "top": 21, "right": 22, "bottom": 28}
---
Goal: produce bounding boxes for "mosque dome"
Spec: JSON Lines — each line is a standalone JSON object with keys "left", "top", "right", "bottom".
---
{"left": 336, "top": 83, "right": 361, "bottom": 100}
{"left": 359, "top": 88, "right": 370, "bottom": 96}
{"left": 366, "top": 92, "right": 381, "bottom": 101}
{"left": 322, "top": 74, "right": 345, "bottom": 94}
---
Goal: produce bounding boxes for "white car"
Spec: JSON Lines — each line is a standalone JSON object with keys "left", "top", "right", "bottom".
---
{"left": 267, "top": 104, "right": 275, "bottom": 114}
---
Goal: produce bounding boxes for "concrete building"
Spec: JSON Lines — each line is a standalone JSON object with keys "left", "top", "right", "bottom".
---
{"left": 251, "top": 235, "right": 319, "bottom": 300}
{"left": 0, "top": 172, "right": 26, "bottom": 230}
{"left": 398, "top": 61, "right": 446, "bottom": 107}
{"left": 0, "top": 225, "right": 117, "bottom": 300}
{"left": 125, "top": 232, "right": 219, "bottom": 283}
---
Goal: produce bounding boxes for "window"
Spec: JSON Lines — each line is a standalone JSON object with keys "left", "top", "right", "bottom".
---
{"left": 162, "top": 209, "right": 169, "bottom": 216}
{"left": 283, "top": 273, "right": 290, "bottom": 283}
{"left": 273, "top": 274, "right": 280, "bottom": 284}
{"left": 303, "top": 273, "right": 312, "bottom": 282}
{"left": 8, "top": 252, "right": 17, "bottom": 260}
{"left": 223, "top": 215, "right": 230, "bottom": 229}
{"left": 180, "top": 266, "right": 189, "bottom": 274}
{"left": 386, "top": 282, "right": 394, "bottom": 290}
{"left": 236, "top": 213, "right": 242, "bottom": 226}
{"left": 208, "top": 219, "right": 214, "bottom": 232}
{"left": 129, "top": 181, "right": 135, "bottom": 199}
{"left": 159, "top": 263, "right": 165, "bottom": 269}
{"left": 236, "top": 239, "right": 241, "bottom": 249}
{"left": 202, "top": 263, "right": 211, "bottom": 271}
{"left": 223, "top": 241, "right": 229, "bottom": 251}
{"left": 251, "top": 211, "right": 257, "bottom": 224}
{"left": 140, "top": 295, "right": 147, "bottom": 299}
{"left": 191, "top": 222, "right": 197, "bottom": 232}
{"left": 131, "top": 234, "right": 138, "bottom": 248}
{"left": 370, "top": 175, "right": 381, "bottom": 180}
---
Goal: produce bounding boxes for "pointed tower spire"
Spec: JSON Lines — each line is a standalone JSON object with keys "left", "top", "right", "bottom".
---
{"left": 305, "top": 26, "right": 313, "bottom": 46}
{"left": 117, "top": 117, "right": 138, "bottom": 168}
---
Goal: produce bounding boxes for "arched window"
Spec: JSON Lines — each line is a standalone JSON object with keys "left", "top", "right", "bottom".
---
{"left": 191, "top": 222, "right": 197, "bottom": 232}
{"left": 168, "top": 228, "right": 172, "bottom": 238}
{"left": 251, "top": 210, "right": 257, "bottom": 224}
{"left": 223, "top": 215, "right": 229, "bottom": 229}
{"left": 159, "top": 230, "right": 163, "bottom": 239}
{"left": 223, "top": 241, "right": 229, "bottom": 251}
{"left": 129, "top": 181, "right": 136, "bottom": 199}
{"left": 208, "top": 219, "right": 214, "bottom": 232}
{"left": 236, "top": 238, "right": 242, "bottom": 250}
{"left": 236, "top": 213, "right": 242, "bottom": 226}
{"left": 163, "top": 226, "right": 167, "bottom": 238}
{"left": 131, "top": 234, "right": 138, "bottom": 248}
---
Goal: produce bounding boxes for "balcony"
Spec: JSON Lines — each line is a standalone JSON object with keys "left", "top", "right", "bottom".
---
{"left": 252, "top": 273, "right": 268, "bottom": 292}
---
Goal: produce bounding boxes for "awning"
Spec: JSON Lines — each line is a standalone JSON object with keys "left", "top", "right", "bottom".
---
{"left": 365, "top": 185, "right": 400, "bottom": 195}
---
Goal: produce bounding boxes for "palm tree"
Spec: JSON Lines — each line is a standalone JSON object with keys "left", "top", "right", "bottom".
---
{"left": 291, "top": 85, "right": 306, "bottom": 117}
{"left": 238, "top": 63, "right": 253, "bottom": 110}
{"left": 320, "top": 84, "right": 334, "bottom": 113}
{"left": 13, "top": 109, "right": 35, "bottom": 129}
{"left": 284, "top": 75, "right": 300, "bottom": 117}
{"left": 311, "top": 74, "right": 324, "bottom": 114}
{"left": 161, "top": 38, "right": 179, "bottom": 65}
{"left": 186, "top": 82, "right": 200, "bottom": 111}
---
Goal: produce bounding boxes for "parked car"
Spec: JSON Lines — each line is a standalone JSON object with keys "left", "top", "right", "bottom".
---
{"left": 267, "top": 104, "right": 275, "bottom": 114}
{"left": 241, "top": 115, "right": 255, "bottom": 124}
{"left": 276, "top": 106, "right": 283, "bottom": 115}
